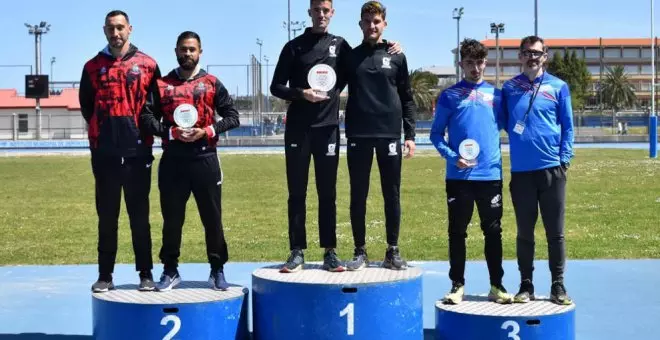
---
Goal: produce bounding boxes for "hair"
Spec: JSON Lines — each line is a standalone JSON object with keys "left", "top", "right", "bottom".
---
{"left": 361, "top": 1, "right": 386, "bottom": 20}
{"left": 519, "top": 35, "right": 547, "bottom": 52}
{"left": 105, "top": 10, "right": 129, "bottom": 24}
{"left": 310, "top": 0, "right": 332, "bottom": 6}
{"left": 176, "top": 31, "right": 201, "bottom": 47}
{"left": 460, "top": 39, "right": 488, "bottom": 60}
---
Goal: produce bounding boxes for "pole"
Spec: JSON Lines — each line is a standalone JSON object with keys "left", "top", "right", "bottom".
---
{"left": 495, "top": 31, "right": 501, "bottom": 87}
{"left": 456, "top": 18, "right": 460, "bottom": 82}
{"left": 534, "top": 0, "right": 538, "bottom": 36}
{"left": 288, "top": 0, "right": 291, "bottom": 41}
{"left": 35, "top": 33, "right": 42, "bottom": 140}
{"left": 651, "top": 0, "right": 658, "bottom": 158}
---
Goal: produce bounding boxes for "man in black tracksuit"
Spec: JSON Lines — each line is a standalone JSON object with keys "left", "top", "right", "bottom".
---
{"left": 140, "top": 31, "right": 240, "bottom": 291}
{"left": 271, "top": 0, "right": 400, "bottom": 273}
{"left": 79, "top": 10, "right": 160, "bottom": 293}
{"left": 342, "top": 1, "right": 416, "bottom": 271}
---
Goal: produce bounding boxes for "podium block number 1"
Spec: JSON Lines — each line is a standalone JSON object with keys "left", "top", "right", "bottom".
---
{"left": 339, "top": 303, "right": 355, "bottom": 335}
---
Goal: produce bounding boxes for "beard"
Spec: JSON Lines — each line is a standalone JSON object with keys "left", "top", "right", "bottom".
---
{"left": 108, "top": 37, "right": 125, "bottom": 48}
{"left": 177, "top": 56, "right": 198, "bottom": 71}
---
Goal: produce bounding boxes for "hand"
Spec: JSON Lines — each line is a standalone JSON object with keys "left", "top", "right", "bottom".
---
{"left": 456, "top": 158, "right": 471, "bottom": 169}
{"left": 403, "top": 140, "right": 416, "bottom": 159}
{"left": 171, "top": 127, "right": 189, "bottom": 142}
{"left": 387, "top": 40, "right": 403, "bottom": 55}
{"left": 180, "top": 128, "right": 206, "bottom": 142}
{"left": 302, "top": 88, "right": 330, "bottom": 103}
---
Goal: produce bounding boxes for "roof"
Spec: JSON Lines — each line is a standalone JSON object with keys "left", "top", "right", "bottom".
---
{"left": 0, "top": 88, "right": 80, "bottom": 111}
{"left": 480, "top": 38, "right": 659, "bottom": 48}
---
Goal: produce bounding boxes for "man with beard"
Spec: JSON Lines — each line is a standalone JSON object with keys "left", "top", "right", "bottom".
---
{"left": 140, "top": 31, "right": 240, "bottom": 291}
{"left": 271, "top": 0, "right": 400, "bottom": 273}
{"left": 502, "top": 36, "right": 574, "bottom": 305}
{"left": 430, "top": 39, "right": 512, "bottom": 304}
{"left": 341, "top": 1, "right": 415, "bottom": 271}
{"left": 79, "top": 10, "right": 160, "bottom": 293}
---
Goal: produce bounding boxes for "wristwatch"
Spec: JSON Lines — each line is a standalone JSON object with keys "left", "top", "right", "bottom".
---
{"left": 561, "top": 162, "right": 570, "bottom": 170}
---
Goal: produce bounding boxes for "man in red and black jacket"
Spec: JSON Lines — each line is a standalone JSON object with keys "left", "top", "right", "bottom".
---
{"left": 140, "top": 31, "right": 240, "bottom": 291}
{"left": 79, "top": 10, "right": 160, "bottom": 293}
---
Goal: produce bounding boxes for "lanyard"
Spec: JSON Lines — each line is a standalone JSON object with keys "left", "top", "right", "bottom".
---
{"left": 521, "top": 72, "right": 545, "bottom": 122}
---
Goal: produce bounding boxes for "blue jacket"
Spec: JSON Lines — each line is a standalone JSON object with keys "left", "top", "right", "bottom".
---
{"left": 502, "top": 72, "right": 574, "bottom": 172}
{"left": 430, "top": 80, "right": 503, "bottom": 181}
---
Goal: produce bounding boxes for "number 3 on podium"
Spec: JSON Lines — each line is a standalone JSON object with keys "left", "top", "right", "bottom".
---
{"left": 501, "top": 320, "right": 521, "bottom": 340}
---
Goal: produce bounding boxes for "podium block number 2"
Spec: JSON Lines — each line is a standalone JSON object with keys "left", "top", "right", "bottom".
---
{"left": 161, "top": 315, "right": 182, "bottom": 340}
{"left": 501, "top": 320, "right": 521, "bottom": 340}
{"left": 339, "top": 303, "right": 355, "bottom": 335}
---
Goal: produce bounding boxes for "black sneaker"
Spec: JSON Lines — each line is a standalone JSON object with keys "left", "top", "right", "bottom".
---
{"left": 138, "top": 270, "right": 155, "bottom": 292}
{"left": 550, "top": 281, "right": 573, "bottom": 305}
{"left": 280, "top": 249, "right": 304, "bottom": 273}
{"left": 347, "top": 247, "right": 369, "bottom": 271}
{"left": 209, "top": 269, "right": 230, "bottom": 291}
{"left": 91, "top": 275, "right": 115, "bottom": 293}
{"left": 513, "top": 280, "right": 535, "bottom": 303}
{"left": 155, "top": 271, "right": 181, "bottom": 292}
{"left": 383, "top": 246, "right": 407, "bottom": 270}
{"left": 322, "top": 248, "right": 345, "bottom": 272}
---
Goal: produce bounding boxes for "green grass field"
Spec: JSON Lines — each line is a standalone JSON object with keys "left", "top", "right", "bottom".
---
{"left": 0, "top": 149, "right": 658, "bottom": 266}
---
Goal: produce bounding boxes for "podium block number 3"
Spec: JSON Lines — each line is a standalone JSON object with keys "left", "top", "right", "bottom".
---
{"left": 501, "top": 320, "right": 521, "bottom": 340}
{"left": 161, "top": 315, "right": 182, "bottom": 340}
{"left": 339, "top": 303, "right": 355, "bottom": 335}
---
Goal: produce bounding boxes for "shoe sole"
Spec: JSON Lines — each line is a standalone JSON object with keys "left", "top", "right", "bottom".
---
{"left": 156, "top": 277, "right": 181, "bottom": 292}
{"left": 138, "top": 285, "right": 156, "bottom": 292}
{"left": 279, "top": 264, "right": 303, "bottom": 273}
{"left": 92, "top": 284, "right": 115, "bottom": 293}
{"left": 442, "top": 297, "right": 462, "bottom": 305}
{"left": 347, "top": 262, "right": 366, "bottom": 271}
{"left": 383, "top": 261, "right": 408, "bottom": 270}
{"left": 323, "top": 265, "right": 346, "bottom": 272}
{"left": 513, "top": 295, "right": 536, "bottom": 303}
{"left": 488, "top": 295, "right": 513, "bottom": 304}
{"left": 550, "top": 296, "right": 573, "bottom": 305}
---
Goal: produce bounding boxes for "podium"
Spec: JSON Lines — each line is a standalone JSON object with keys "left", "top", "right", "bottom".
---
{"left": 92, "top": 281, "right": 249, "bottom": 340}
{"left": 435, "top": 295, "right": 575, "bottom": 340}
{"left": 252, "top": 264, "right": 423, "bottom": 340}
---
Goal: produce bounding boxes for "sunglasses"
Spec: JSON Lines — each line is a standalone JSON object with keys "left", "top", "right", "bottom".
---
{"left": 521, "top": 50, "right": 545, "bottom": 58}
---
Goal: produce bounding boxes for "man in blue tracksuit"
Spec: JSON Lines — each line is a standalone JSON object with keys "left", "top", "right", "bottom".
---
{"left": 502, "top": 36, "right": 574, "bottom": 305}
{"left": 431, "top": 39, "right": 512, "bottom": 305}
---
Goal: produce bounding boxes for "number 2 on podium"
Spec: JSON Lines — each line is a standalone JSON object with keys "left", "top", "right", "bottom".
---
{"left": 161, "top": 315, "right": 181, "bottom": 340}
{"left": 339, "top": 303, "right": 355, "bottom": 335}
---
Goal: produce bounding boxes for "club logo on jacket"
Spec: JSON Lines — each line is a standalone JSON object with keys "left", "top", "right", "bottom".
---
{"left": 329, "top": 45, "right": 337, "bottom": 58}
{"left": 326, "top": 143, "right": 336, "bottom": 156}
{"left": 382, "top": 57, "right": 391, "bottom": 69}
{"left": 194, "top": 82, "right": 207, "bottom": 95}
{"left": 388, "top": 142, "right": 397, "bottom": 156}
{"left": 99, "top": 67, "right": 107, "bottom": 75}
{"left": 129, "top": 63, "right": 141, "bottom": 75}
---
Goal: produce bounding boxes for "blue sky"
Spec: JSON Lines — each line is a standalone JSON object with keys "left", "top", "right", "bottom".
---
{"left": 0, "top": 0, "right": 658, "bottom": 96}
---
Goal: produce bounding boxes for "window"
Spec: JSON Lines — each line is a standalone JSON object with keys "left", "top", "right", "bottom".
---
{"left": 18, "top": 114, "right": 28, "bottom": 133}
{"left": 502, "top": 49, "right": 518, "bottom": 59}
{"left": 484, "top": 67, "right": 496, "bottom": 76}
{"left": 585, "top": 48, "right": 600, "bottom": 59}
{"left": 587, "top": 65, "right": 601, "bottom": 75}
{"left": 641, "top": 64, "right": 654, "bottom": 74}
{"left": 640, "top": 81, "right": 651, "bottom": 91}
{"left": 603, "top": 48, "right": 621, "bottom": 58}
{"left": 623, "top": 48, "right": 639, "bottom": 58}
{"left": 568, "top": 48, "right": 584, "bottom": 58}
{"left": 487, "top": 49, "right": 498, "bottom": 59}
{"left": 624, "top": 65, "right": 639, "bottom": 74}
{"left": 503, "top": 66, "right": 520, "bottom": 75}
{"left": 548, "top": 49, "right": 564, "bottom": 58}
{"left": 642, "top": 48, "right": 652, "bottom": 58}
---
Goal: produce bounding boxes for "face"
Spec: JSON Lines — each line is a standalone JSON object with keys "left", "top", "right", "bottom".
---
{"left": 519, "top": 41, "right": 547, "bottom": 74}
{"left": 308, "top": 1, "right": 334, "bottom": 30}
{"left": 103, "top": 15, "right": 131, "bottom": 49}
{"left": 359, "top": 13, "right": 387, "bottom": 42}
{"left": 175, "top": 38, "right": 202, "bottom": 71}
{"left": 460, "top": 57, "right": 487, "bottom": 82}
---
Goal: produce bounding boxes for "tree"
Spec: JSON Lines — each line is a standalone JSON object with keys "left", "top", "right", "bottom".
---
{"left": 600, "top": 65, "right": 637, "bottom": 113}
{"left": 409, "top": 70, "right": 438, "bottom": 117}
{"left": 546, "top": 51, "right": 591, "bottom": 110}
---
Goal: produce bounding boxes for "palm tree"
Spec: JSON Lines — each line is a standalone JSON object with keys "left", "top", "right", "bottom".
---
{"left": 409, "top": 70, "right": 438, "bottom": 116}
{"left": 600, "top": 65, "right": 637, "bottom": 130}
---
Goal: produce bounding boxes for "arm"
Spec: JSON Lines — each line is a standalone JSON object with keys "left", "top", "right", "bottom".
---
{"left": 139, "top": 68, "right": 168, "bottom": 139}
{"left": 495, "top": 88, "right": 507, "bottom": 131}
{"left": 78, "top": 68, "right": 95, "bottom": 124}
{"left": 558, "top": 83, "right": 574, "bottom": 165}
{"left": 335, "top": 39, "right": 352, "bottom": 94}
{"left": 397, "top": 54, "right": 416, "bottom": 141}
{"left": 429, "top": 92, "right": 459, "bottom": 164}
{"left": 270, "top": 42, "right": 304, "bottom": 101}
{"left": 205, "top": 79, "right": 240, "bottom": 138}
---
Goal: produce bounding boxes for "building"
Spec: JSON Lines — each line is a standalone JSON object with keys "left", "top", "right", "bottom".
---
{"left": 418, "top": 65, "right": 458, "bottom": 87}
{"left": 480, "top": 38, "right": 658, "bottom": 109}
